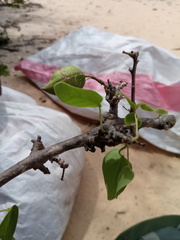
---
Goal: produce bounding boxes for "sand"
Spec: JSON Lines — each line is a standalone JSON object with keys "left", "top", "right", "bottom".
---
{"left": 0, "top": 0, "right": 180, "bottom": 239}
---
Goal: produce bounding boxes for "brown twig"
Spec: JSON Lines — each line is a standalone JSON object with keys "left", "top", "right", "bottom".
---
{"left": 122, "top": 51, "right": 139, "bottom": 111}
{"left": 85, "top": 75, "right": 107, "bottom": 87}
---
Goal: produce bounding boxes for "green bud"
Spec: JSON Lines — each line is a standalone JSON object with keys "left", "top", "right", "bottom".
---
{"left": 42, "top": 65, "right": 86, "bottom": 95}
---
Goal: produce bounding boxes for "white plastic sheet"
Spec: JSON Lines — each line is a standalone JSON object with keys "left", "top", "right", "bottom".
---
{"left": 15, "top": 26, "right": 180, "bottom": 153}
{"left": 0, "top": 87, "right": 84, "bottom": 240}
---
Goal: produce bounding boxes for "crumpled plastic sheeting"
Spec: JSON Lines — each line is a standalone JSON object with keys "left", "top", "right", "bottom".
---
{"left": 0, "top": 87, "right": 84, "bottom": 240}
{"left": 15, "top": 26, "right": 180, "bottom": 153}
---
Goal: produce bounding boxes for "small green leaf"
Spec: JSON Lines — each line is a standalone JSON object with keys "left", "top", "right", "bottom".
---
{"left": 42, "top": 66, "right": 86, "bottom": 95}
{"left": 54, "top": 82, "right": 103, "bottom": 107}
{"left": 124, "top": 113, "right": 142, "bottom": 127}
{"left": 102, "top": 148, "right": 134, "bottom": 200}
{"left": 121, "top": 93, "right": 168, "bottom": 115}
{"left": 121, "top": 93, "right": 136, "bottom": 111}
{"left": 137, "top": 103, "right": 168, "bottom": 115}
{"left": 124, "top": 112, "right": 135, "bottom": 125}
{"left": 0, "top": 205, "right": 19, "bottom": 240}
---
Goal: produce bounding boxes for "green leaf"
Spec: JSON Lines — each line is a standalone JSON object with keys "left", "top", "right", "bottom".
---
{"left": 121, "top": 93, "right": 136, "bottom": 111}
{"left": 121, "top": 93, "right": 168, "bottom": 115}
{"left": 54, "top": 82, "right": 103, "bottom": 107}
{"left": 0, "top": 205, "right": 19, "bottom": 240}
{"left": 102, "top": 148, "right": 134, "bottom": 200}
{"left": 137, "top": 103, "right": 168, "bottom": 115}
{"left": 124, "top": 112, "right": 135, "bottom": 125}
{"left": 42, "top": 66, "right": 86, "bottom": 95}
{"left": 124, "top": 112, "right": 142, "bottom": 127}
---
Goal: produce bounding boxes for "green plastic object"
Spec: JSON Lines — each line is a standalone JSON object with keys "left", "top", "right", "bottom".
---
{"left": 115, "top": 215, "right": 180, "bottom": 240}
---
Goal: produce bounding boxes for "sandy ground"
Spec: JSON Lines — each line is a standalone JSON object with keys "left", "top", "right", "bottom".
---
{"left": 0, "top": 0, "right": 180, "bottom": 239}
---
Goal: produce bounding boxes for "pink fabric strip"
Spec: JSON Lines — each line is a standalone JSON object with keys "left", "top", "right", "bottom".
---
{"left": 15, "top": 59, "right": 180, "bottom": 111}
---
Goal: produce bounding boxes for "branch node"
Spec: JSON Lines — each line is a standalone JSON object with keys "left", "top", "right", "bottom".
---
{"left": 105, "top": 80, "right": 126, "bottom": 117}
{"left": 84, "top": 143, "right": 96, "bottom": 152}
{"left": 31, "top": 135, "right": 45, "bottom": 152}
{"left": 30, "top": 135, "right": 50, "bottom": 174}
{"left": 33, "top": 165, "right": 50, "bottom": 174}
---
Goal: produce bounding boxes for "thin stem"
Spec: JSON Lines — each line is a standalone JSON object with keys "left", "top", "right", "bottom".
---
{"left": 132, "top": 113, "right": 139, "bottom": 142}
{"left": 61, "top": 169, "right": 65, "bottom": 181}
{"left": 126, "top": 144, "right": 129, "bottom": 161}
{"left": 85, "top": 75, "right": 107, "bottom": 87}
{"left": 0, "top": 208, "right": 11, "bottom": 213}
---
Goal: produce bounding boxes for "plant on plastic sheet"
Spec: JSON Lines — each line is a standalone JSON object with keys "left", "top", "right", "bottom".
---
{"left": 0, "top": 50, "right": 176, "bottom": 238}
{"left": 42, "top": 51, "right": 170, "bottom": 200}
